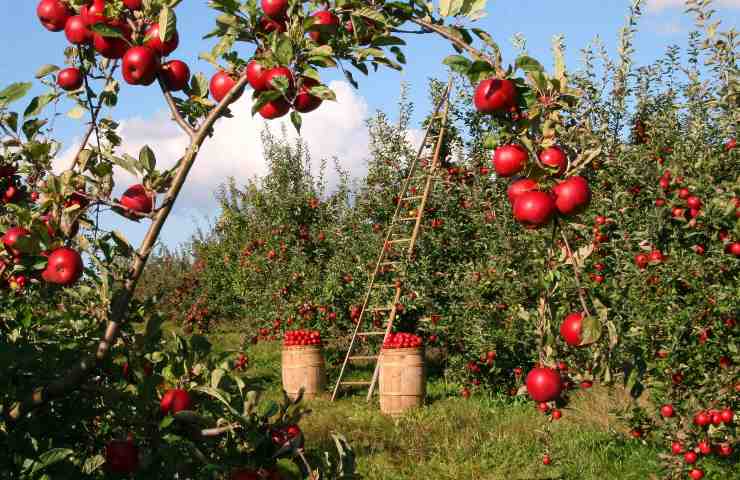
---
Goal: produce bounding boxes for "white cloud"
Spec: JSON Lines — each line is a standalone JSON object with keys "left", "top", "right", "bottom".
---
{"left": 57, "top": 81, "right": 374, "bottom": 215}
{"left": 647, "top": 0, "right": 740, "bottom": 12}
{"left": 652, "top": 19, "right": 684, "bottom": 35}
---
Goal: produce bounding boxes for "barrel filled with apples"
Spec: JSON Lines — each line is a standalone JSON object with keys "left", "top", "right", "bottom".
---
{"left": 379, "top": 333, "right": 426, "bottom": 416}
{"left": 281, "top": 329, "right": 326, "bottom": 400}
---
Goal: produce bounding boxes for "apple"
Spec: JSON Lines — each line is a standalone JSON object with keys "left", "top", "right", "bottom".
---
{"left": 493, "top": 144, "right": 528, "bottom": 177}
{"left": 2, "top": 227, "right": 31, "bottom": 257}
{"left": 261, "top": 0, "right": 289, "bottom": 19}
{"left": 655, "top": 198, "right": 665, "bottom": 207}
{"left": 552, "top": 409, "right": 562, "bottom": 420}
{"left": 309, "top": 10, "right": 339, "bottom": 44}
{"left": 259, "top": 99, "right": 291, "bottom": 119}
{"left": 92, "top": 21, "right": 130, "bottom": 59}
{"left": 507, "top": 178, "right": 538, "bottom": 204}
{"left": 634, "top": 253, "right": 649, "bottom": 269}
{"left": 37, "top": 0, "right": 71, "bottom": 32}
{"left": 525, "top": 367, "right": 562, "bottom": 402}
{"left": 42, "top": 247, "right": 84, "bottom": 286}
{"left": 542, "top": 454, "right": 551, "bottom": 466}
{"left": 294, "top": 78, "right": 322, "bottom": 113}
{"left": 684, "top": 451, "right": 698, "bottom": 464}
{"left": 659, "top": 177, "right": 670, "bottom": 190}
{"left": 671, "top": 442, "right": 684, "bottom": 455}
{"left": 160, "top": 388, "right": 193, "bottom": 415}
{"left": 247, "top": 60, "right": 269, "bottom": 91}
{"left": 57, "top": 67, "right": 83, "bottom": 91}
{"left": 559, "top": 312, "right": 584, "bottom": 347}
{"left": 260, "top": 16, "right": 287, "bottom": 33}
{"left": 513, "top": 191, "right": 556, "bottom": 228}
{"left": 209, "top": 71, "right": 237, "bottom": 102}
{"left": 161, "top": 60, "right": 190, "bottom": 91}
{"left": 693, "top": 244, "right": 706, "bottom": 255}
{"left": 686, "top": 195, "right": 702, "bottom": 209}
{"left": 120, "top": 184, "right": 153, "bottom": 214}
{"left": 660, "top": 404, "right": 674, "bottom": 418}
{"left": 123, "top": 0, "right": 143, "bottom": 10}
{"left": 105, "top": 440, "right": 139, "bottom": 474}
{"left": 82, "top": 0, "right": 107, "bottom": 26}
{"left": 648, "top": 249, "right": 664, "bottom": 263}
{"left": 64, "top": 15, "right": 90, "bottom": 45}
{"left": 726, "top": 242, "right": 740, "bottom": 257}
{"left": 263, "top": 66, "right": 294, "bottom": 92}
{"left": 693, "top": 411, "right": 711, "bottom": 427}
{"left": 717, "top": 443, "right": 733, "bottom": 457}
{"left": 678, "top": 187, "right": 690, "bottom": 199}
{"left": 720, "top": 408, "right": 734, "bottom": 424}
{"left": 145, "top": 23, "right": 179, "bottom": 56}
{"left": 697, "top": 440, "right": 712, "bottom": 455}
{"left": 473, "top": 78, "right": 517, "bottom": 113}
{"left": 689, "top": 469, "right": 704, "bottom": 480}
{"left": 123, "top": 47, "right": 160, "bottom": 86}
{"left": 461, "top": 387, "right": 471, "bottom": 399}
{"left": 553, "top": 176, "right": 591, "bottom": 215}
{"left": 539, "top": 146, "right": 567, "bottom": 174}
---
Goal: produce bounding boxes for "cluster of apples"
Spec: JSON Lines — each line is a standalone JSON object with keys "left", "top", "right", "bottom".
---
{"left": 37, "top": 0, "right": 191, "bottom": 91}
{"left": 283, "top": 329, "right": 322, "bottom": 347}
{"left": 382, "top": 332, "right": 423, "bottom": 349}
{"left": 0, "top": 165, "right": 26, "bottom": 205}
{"left": 474, "top": 78, "right": 591, "bottom": 228}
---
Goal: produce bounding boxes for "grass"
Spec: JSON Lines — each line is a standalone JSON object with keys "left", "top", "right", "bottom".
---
{"left": 211, "top": 333, "right": 662, "bottom": 480}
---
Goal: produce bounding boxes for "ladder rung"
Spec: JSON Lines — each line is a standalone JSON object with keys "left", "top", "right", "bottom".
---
{"left": 349, "top": 355, "right": 379, "bottom": 361}
{"left": 357, "top": 331, "right": 386, "bottom": 336}
{"left": 340, "top": 381, "right": 372, "bottom": 386}
{"left": 399, "top": 217, "right": 418, "bottom": 222}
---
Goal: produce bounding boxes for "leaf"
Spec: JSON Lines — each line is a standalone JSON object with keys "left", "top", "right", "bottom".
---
{"left": 195, "top": 386, "right": 239, "bottom": 415}
{"left": 89, "top": 23, "right": 126, "bottom": 39}
{"left": 0, "top": 82, "right": 33, "bottom": 106}
{"left": 24, "top": 93, "right": 58, "bottom": 118}
{"left": 290, "top": 111, "right": 302, "bottom": 133}
{"left": 159, "top": 7, "right": 177, "bottom": 42}
{"left": 439, "top": 0, "right": 465, "bottom": 17}
{"left": 81, "top": 455, "right": 105, "bottom": 474}
{"left": 30, "top": 449, "right": 74, "bottom": 475}
{"left": 580, "top": 314, "right": 602, "bottom": 346}
{"left": 139, "top": 145, "right": 156, "bottom": 172}
{"left": 211, "top": 368, "right": 226, "bottom": 389}
{"left": 35, "top": 64, "right": 60, "bottom": 79}
{"left": 67, "top": 105, "right": 86, "bottom": 119}
{"left": 515, "top": 55, "right": 545, "bottom": 74}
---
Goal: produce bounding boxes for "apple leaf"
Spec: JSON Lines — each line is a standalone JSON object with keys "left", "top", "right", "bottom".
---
{"left": 24, "top": 93, "right": 59, "bottom": 118}
{"left": 351, "top": 7, "right": 387, "bottom": 24}
{"left": 290, "top": 111, "right": 302, "bottom": 133}
{"left": 516, "top": 55, "right": 545, "bottom": 74}
{"left": 159, "top": 7, "right": 177, "bottom": 43}
{"left": 90, "top": 23, "right": 125, "bottom": 39}
{"left": 139, "top": 145, "right": 156, "bottom": 172}
{"left": 308, "top": 85, "right": 336, "bottom": 101}
{"left": 0, "top": 82, "right": 32, "bottom": 108}
{"left": 251, "top": 90, "right": 281, "bottom": 116}
{"left": 67, "top": 105, "right": 86, "bottom": 120}
{"left": 372, "top": 36, "right": 406, "bottom": 47}
{"left": 439, "top": 0, "right": 465, "bottom": 17}
{"left": 29, "top": 448, "right": 74, "bottom": 475}
{"left": 35, "top": 64, "right": 59, "bottom": 79}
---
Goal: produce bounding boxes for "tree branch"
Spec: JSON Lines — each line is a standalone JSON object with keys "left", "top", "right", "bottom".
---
{"left": 6, "top": 76, "right": 249, "bottom": 423}
{"left": 157, "top": 75, "right": 195, "bottom": 139}
{"left": 559, "top": 227, "right": 592, "bottom": 317}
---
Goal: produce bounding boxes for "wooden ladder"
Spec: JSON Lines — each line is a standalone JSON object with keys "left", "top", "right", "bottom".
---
{"left": 331, "top": 80, "right": 454, "bottom": 402}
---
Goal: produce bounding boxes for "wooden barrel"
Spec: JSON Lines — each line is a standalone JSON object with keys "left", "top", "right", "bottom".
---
{"left": 281, "top": 345, "right": 326, "bottom": 400}
{"left": 379, "top": 347, "right": 426, "bottom": 416}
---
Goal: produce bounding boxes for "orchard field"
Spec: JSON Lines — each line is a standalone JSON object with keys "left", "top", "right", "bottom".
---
{"left": 0, "top": 1, "right": 738, "bottom": 479}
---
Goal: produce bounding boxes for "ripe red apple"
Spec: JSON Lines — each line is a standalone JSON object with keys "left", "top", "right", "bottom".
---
{"left": 309, "top": 10, "right": 339, "bottom": 44}
{"left": 717, "top": 443, "right": 733, "bottom": 457}
{"left": 105, "top": 440, "right": 139, "bottom": 474}
{"left": 82, "top": 0, "right": 107, "bottom": 26}
{"left": 553, "top": 176, "right": 591, "bottom": 215}
{"left": 260, "top": 16, "right": 287, "bottom": 33}
{"left": 92, "top": 21, "right": 130, "bottom": 59}
{"left": 57, "top": 67, "right": 83, "bottom": 91}
{"left": 64, "top": 15, "right": 90, "bottom": 44}
{"left": 123, "top": 47, "right": 160, "bottom": 86}
{"left": 120, "top": 184, "right": 153, "bottom": 214}
{"left": 660, "top": 404, "right": 674, "bottom": 418}
{"left": 160, "top": 388, "right": 193, "bottom": 415}
{"left": 725, "top": 242, "right": 740, "bottom": 257}
{"left": 259, "top": 99, "right": 291, "bottom": 119}
{"left": 263, "top": 66, "right": 294, "bottom": 91}
{"left": 210, "top": 71, "right": 237, "bottom": 102}
{"left": 37, "top": 0, "right": 71, "bottom": 32}
{"left": 42, "top": 247, "right": 84, "bottom": 286}
{"left": 161, "top": 60, "right": 190, "bottom": 91}
{"left": 123, "top": 0, "right": 143, "bottom": 10}
{"left": 473, "top": 78, "right": 517, "bottom": 113}
{"left": 247, "top": 60, "right": 269, "bottom": 91}
{"left": 493, "top": 144, "right": 528, "bottom": 177}
{"left": 542, "top": 454, "right": 551, "bottom": 466}
{"left": 539, "top": 146, "right": 567, "bottom": 174}
{"left": 513, "top": 191, "right": 556, "bottom": 228}
{"left": 559, "top": 312, "right": 584, "bottom": 347}
{"left": 648, "top": 249, "right": 664, "bottom": 264}
{"left": 720, "top": 408, "right": 734, "bottom": 424}
{"left": 294, "top": 78, "right": 322, "bottom": 113}
{"left": 145, "top": 23, "right": 179, "bottom": 56}
{"left": 261, "top": 0, "right": 289, "bottom": 18}
{"left": 634, "top": 253, "right": 649, "bottom": 269}
{"left": 507, "top": 178, "right": 538, "bottom": 204}
{"left": 2, "top": 227, "right": 32, "bottom": 257}
{"left": 552, "top": 409, "right": 562, "bottom": 420}
{"left": 693, "top": 411, "right": 711, "bottom": 427}
{"left": 686, "top": 195, "right": 702, "bottom": 209}
{"left": 671, "top": 441, "right": 684, "bottom": 455}
{"left": 697, "top": 440, "right": 712, "bottom": 455}
{"left": 689, "top": 469, "right": 704, "bottom": 480}
{"left": 678, "top": 187, "right": 690, "bottom": 199}
{"left": 684, "top": 451, "right": 698, "bottom": 464}
{"left": 525, "top": 367, "right": 562, "bottom": 402}
{"left": 461, "top": 387, "right": 471, "bottom": 399}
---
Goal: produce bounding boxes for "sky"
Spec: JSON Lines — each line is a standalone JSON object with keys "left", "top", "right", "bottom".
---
{"left": 1, "top": 1, "right": 738, "bottom": 250}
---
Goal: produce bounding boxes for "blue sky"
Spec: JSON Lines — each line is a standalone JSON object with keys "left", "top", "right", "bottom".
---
{"left": 2, "top": 1, "right": 738, "bottom": 250}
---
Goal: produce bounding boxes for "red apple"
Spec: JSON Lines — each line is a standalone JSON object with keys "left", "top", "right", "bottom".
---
{"left": 559, "top": 312, "right": 584, "bottom": 347}
{"left": 726, "top": 242, "right": 740, "bottom": 257}
{"left": 57, "top": 67, "right": 83, "bottom": 91}
{"left": 539, "top": 146, "right": 567, "bottom": 174}
{"left": 660, "top": 404, "right": 674, "bottom": 418}
{"left": 671, "top": 441, "right": 684, "bottom": 455}
{"left": 42, "top": 247, "right": 84, "bottom": 286}
{"left": 64, "top": 15, "right": 90, "bottom": 45}
{"left": 123, "top": 47, "right": 160, "bottom": 86}
{"left": 697, "top": 440, "right": 712, "bottom": 455}
{"left": 210, "top": 71, "right": 237, "bottom": 102}
{"left": 259, "top": 99, "right": 291, "bottom": 119}
{"left": 634, "top": 253, "right": 648, "bottom": 269}
{"left": 161, "top": 60, "right": 190, "bottom": 91}
{"left": 513, "top": 191, "right": 556, "bottom": 228}
{"left": 294, "top": 78, "right": 322, "bottom": 113}
{"left": 105, "top": 440, "right": 139, "bottom": 474}
{"left": 525, "top": 367, "right": 562, "bottom": 402}
{"left": 689, "top": 469, "right": 704, "bottom": 480}
{"left": 684, "top": 451, "right": 698, "bottom": 464}
{"left": 309, "top": 10, "right": 339, "bottom": 44}
{"left": 493, "top": 144, "right": 528, "bottom": 177}
{"left": 693, "top": 411, "right": 711, "bottom": 426}
{"left": 82, "top": 0, "right": 107, "bottom": 26}
{"left": 720, "top": 408, "right": 734, "bottom": 424}
{"left": 686, "top": 195, "right": 702, "bottom": 209}
{"left": 261, "top": 0, "right": 289, "bottom": 18}
{"left": 37, "top": 0, "right": 71, "bottom": 32}
{"left": 92, "top": 21, "right": 130, "bottom": 59}
{"left": 553, "top": 176, "right": 591, "bottom": 215}
{"left": 247, "top": 60, "right": 269, "bottom": 91}
{"left": 160, "top": 388, "right": 193, "bottom": 415}
{"left": 678, "top": 187, "right": 690, "bottom": 199}
{"left": 473, "top": 78, "right": 517, "bottom": 113}
{"left": 260, "top": 16, "right": 287, "bottom": 33}
{"left": 120, "top": 184, "right": 153, "bottom": 214}
{"left": 2, "top": 227, "right": 31, "bottom": 257}
{"left": 717, "top": 443, "right": 733, "bottom": 457}
{"left": 507, "top": 178, "right": 538, "bottom": 204}
{"left": 649, "top": 249, "right": 664, "bottom": 263}
{"left": 263, "top": 66, "right": 294, "bottom": 91}
{"left": 123, "top": 0, "right": 143, "bottom": 10}
{"left": 145, "top": 23, "right": 179, "bottom": 56}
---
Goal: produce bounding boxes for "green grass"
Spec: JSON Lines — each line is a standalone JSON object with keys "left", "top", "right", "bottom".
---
{"left": 212, "top": 336, "right": 661, "bottom": 480}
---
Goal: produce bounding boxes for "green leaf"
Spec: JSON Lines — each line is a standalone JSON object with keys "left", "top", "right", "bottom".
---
{"left": 211, "top": 368, "right": 226, "bottom": 389}
{"left": 67, "top": 105, "right": 86, "bottom": 119}
{"left": 516, "top": 55, "right": 545, "bottom": 74}
{"left": 0, "top": 82, "right": 33, "bottom": 107}
{"left": 439, "top": 0, "right": 465, "bottom": 17}
{"left": 24, "top": 93, "right": 58, "bottom": 118}
{"left": 35, "top": 64, "right": 60, "bottom": 79}
{"left": 308, "top": 85, "right": 336, "bottom": 101}
{"left": 195, "top": 386, "right": 239, "bottom": 415}
{"left": 290, "top": 110, "right": 302, "bottom": 133}
{"left": 159, "top": 7, "right": 177, "bottom": 42}
{"left": 90, "top": 23, "right": 126, "bottom": 39}
{"left": 139, "top": 145, "right": 156, "bottom": 172}
{"left": 30, "top": 449, "right": 74, "bottom": 475}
